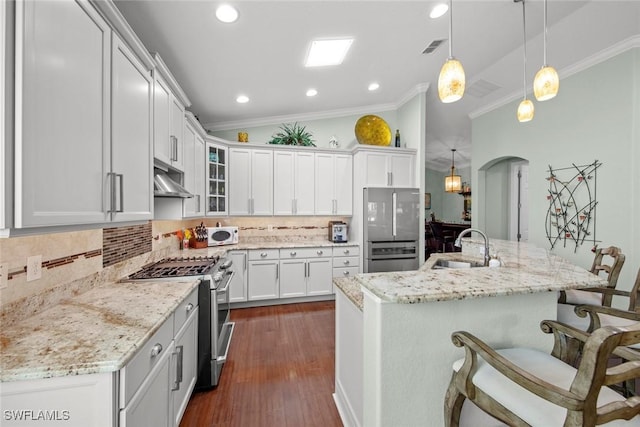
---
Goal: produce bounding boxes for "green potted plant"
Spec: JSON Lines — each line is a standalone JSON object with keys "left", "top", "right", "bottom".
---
{"left": 267, "top": 122, "right": 316, "bottom": 146}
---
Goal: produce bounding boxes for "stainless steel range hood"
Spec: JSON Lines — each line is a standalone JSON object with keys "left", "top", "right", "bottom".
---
{"left": 154, "top": 172, "right": 193, "bottom": 198}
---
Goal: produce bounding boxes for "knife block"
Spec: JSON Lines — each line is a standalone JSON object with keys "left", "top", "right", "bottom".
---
{"left": 189, "top": 238, "right": 208, "bottom": 249}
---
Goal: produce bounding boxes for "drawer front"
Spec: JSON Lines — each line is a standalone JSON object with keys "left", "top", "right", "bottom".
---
{"left": 279, "top": 247, "right": 331, "bottom": 259}
{"left": 333, "top": 256, "right": 360, "bottom": 268}
{"left": 173, "top": 287, "right": 198, "bottom": 336}
{"left": 332, "top": 245, "right": 360, "bottom": 257}
{"left": 248, "top": 249, "right": 279, "bottom": 261}
{"left": 332, "top": 266, "right": 360, "bottom": 278}
{"left": 120, "top": 315, "right": 174, "bottom": 407}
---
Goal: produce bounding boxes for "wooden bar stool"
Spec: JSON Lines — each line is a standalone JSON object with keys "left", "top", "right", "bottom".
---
{"left": 445, "top": 320, "right": 640, "bottom": 426}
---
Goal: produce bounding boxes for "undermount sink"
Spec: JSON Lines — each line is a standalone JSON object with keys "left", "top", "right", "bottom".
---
{"left": 431, "top": 259, "right": 485, "bottom": 269}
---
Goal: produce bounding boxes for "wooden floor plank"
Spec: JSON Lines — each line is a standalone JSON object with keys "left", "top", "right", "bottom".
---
{"left": 180, "top": 301, "right": 343, "bottom": 427}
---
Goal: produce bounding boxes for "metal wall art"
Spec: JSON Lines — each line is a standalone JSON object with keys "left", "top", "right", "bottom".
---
{"left": 545, "top": 160, "right": 601, "bottom": 252}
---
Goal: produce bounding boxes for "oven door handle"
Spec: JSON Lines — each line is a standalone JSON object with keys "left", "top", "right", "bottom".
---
{"left": 217, "top": 271, "right": 235, "bottom": 294}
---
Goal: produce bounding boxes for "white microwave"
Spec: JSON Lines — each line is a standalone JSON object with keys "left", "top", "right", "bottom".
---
{"left": 207, "top": 226, "right": 239, "bottom": 246}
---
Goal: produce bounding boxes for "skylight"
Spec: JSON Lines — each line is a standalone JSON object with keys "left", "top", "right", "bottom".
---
{"left": 305, "top": 39, "right": 353, "bottom": 67}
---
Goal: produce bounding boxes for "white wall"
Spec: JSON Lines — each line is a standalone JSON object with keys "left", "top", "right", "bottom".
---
{"left": 472, "top": 47, "right": 640, "bottom": 293}
{"left": 209, "top": 109, "right": 398, "bottom": 151}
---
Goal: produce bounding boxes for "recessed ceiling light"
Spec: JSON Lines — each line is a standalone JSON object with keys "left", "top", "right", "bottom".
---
{"left": 305, "top": 39, "right": 354, "bottom": 67}
{"left": 236, "top": 95, "right": 249, "bottom": 103}
{"left": 306, "top": 88, "right": 318, "bottom": 97}
{"left": 368, "top": 82, "right": 380, "bottom": 91}
{"left": 430, "top": 3, "right": 448, "bottom": 19}
{"left": 216, "top": 4, "right": 238, "bottom": 23}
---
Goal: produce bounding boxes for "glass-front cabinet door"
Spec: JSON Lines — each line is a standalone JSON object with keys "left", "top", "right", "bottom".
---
{"left": 207, "top": 143, "right": 227, "bottom": 215}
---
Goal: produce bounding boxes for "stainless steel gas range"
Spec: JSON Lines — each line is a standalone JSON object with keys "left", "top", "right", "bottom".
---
{"left": 127, "top": 256, "right": 234, "bottom": 389}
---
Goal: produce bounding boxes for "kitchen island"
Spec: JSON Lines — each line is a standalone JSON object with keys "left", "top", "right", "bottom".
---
{"left": 333, "top": 238, "right": 607, "bottom": 427}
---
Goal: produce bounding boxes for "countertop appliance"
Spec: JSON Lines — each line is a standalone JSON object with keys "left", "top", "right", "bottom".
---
{"left": 207, "top": 226, "right": 239, "bottom": 246}
{"left": 127, "top": 256, "right": 234, "bottom": 389}
{"left": 363, "top": 187, "right": 420, "bottom": 273}
{"left": 329, "top": 221, "right": 348, "bottom": 243}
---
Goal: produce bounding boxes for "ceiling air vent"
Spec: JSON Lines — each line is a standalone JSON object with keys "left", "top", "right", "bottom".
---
{"left": 422, "top": 39, "right": 446, "bottom": 54}
{"left": 465, "top": 79, "right": 501, "bottom": 98}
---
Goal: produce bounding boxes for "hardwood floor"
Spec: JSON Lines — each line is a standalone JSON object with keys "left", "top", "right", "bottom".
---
{"left": 180, "top": 301, "right": 343, "bottom": 427}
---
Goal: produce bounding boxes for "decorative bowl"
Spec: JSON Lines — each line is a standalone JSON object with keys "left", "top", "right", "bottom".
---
{"left": 354, "top": 115, "right": 392, "bottom": 146}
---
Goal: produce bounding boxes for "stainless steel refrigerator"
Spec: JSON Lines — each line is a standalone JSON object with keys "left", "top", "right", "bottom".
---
{"left": 363, "top": 187, "right": 420, "bottom": 273}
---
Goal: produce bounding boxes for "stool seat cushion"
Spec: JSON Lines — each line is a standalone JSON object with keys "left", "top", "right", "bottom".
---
{"left": 453, "top": 348, "right": 640, "bottom": 426}
{"left": 564, "top": 288, "right": 603, "bottom": 306}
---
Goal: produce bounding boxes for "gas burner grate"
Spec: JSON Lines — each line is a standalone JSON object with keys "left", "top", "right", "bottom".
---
{"left": 128, "top": 256, "right": 220, "bottom": 280}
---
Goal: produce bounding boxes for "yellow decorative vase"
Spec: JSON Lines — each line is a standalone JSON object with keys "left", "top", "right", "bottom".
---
{"left": 355, "top": 115, "right": 391, "bottom": 146}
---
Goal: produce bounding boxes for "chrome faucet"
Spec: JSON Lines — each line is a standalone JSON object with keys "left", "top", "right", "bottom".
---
{"left": 454, "top": 228, "right": 490, "bottom": 266}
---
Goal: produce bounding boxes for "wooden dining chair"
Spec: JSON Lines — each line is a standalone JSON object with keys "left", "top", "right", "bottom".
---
{"left": 445, "top": 320, "right": 640, "bottom": 426}
{"left": 559, "top": 246, "right": 625, "bottom": 307}
{"left": 558, "top": 264, "right": 637, "bottom": 333}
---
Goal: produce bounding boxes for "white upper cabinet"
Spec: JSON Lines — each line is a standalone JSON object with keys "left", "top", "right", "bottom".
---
{"left": 183, "top": 114, "right": 206, "bottom": 217}
{"left": 354, "top": 146, "right": 416, "bottom": 188}
{"left": 13, "top": 0, "right": 154, "bottom": 228}
{"left": 152, "top": 53, "right": 190, "bottom": 173}
{"left": 315, "top": 153, "right": 353, "bottom": 215}
{"left": 273, "top": 150, "right": 315, "bottom": 215}
{"left": 110, "top": 35, "right": 153, "bottom": 222}
{"left": 229, "top": 147, "right": 273, "bottom": 215}
{"left": 15, "top": 0, "right": 108, "bottom": 227}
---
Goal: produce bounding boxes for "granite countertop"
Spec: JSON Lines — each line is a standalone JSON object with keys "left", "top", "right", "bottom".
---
{"left": 0, "top": 279, "right": 199, "bottom": 382}
{"left": 333, "top": 277, "right": 364, "bottom": 310}
{"left": 338, "top": 239, "right": 607, "bottom": 306}
{"left": 178, "top": 238, "right": 355, "bottom": 256}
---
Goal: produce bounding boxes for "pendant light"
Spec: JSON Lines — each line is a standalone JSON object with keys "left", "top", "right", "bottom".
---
{"left": 438, "top": 0, "right": 465, "bottom": 103}
{"left": 445, "top": 149, "right": 462, "bottom": 192}
{"left": 533, "top": 0, "right": 559, "bottom": 101}
{"left": 517, "top": 0, "right": 534, "bottom": 123}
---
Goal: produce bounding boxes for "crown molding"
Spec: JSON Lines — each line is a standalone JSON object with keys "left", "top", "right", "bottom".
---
{"left": 470, "top": 35, "right": 640, "bottom": 120}
{"left": 205, "top": 82, "right": 431, "bottom": 131}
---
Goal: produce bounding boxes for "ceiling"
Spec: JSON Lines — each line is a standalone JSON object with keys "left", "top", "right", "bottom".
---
{"left": 114, "top": 1, "right": 640, "bottom": 171}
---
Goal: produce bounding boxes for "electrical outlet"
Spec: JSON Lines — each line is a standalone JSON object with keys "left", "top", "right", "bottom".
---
{"left": 267, "top": 225, "right": 274, "bottom": 232}
{"left": 27, "top": 255, "right": 42, "bottom": 282}
{"left": 0, "top": 262, "right": 8, "bottom": 290}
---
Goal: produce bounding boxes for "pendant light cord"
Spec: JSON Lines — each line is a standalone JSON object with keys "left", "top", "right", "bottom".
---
{"left": 521, "top": 0, "right": 527, "bottom": 99}
{"left": 543, "top": 0, "right": 548, "bottom": 66}
{"left": 448, "top": 0, "right": 453, "bottom": 59}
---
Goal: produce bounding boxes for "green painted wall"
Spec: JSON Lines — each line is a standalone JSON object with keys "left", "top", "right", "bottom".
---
{"left": 472, "top": 47, "right": 639, "bottom": 292}
{"left": 425, "top": 166, "right": 470, "bottom": 223}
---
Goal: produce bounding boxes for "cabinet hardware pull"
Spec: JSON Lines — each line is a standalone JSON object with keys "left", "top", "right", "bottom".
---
{"left": 171, "top": 345, "right": 183, "bottom": 391}
{"left": 344, "top": 250, "right": 350, "bottom": 255}
{"left": 305, "top": 262, "right": 309, "bottom": 278}
{"left": 244, "top": 253, "right": 247, "bottom": 271}
{"left": 117, "top": 173, "right": 124, "bottom": 213}
{"left": 290, "top": 251, "right": 296, "bottom": 257}
{"left": 317, "top": 250, "right": 323, "bottom": 255}
{"left": 107, "top": 172, "right": 116, "bottom": 214}
{"left": 344, "top": 260, "right": 350, "bottom": 265}
{"left": 276, "top": 264, "right": 279, "bottom": 280}
{"left": 343, "top": 271, "right": 350, "bottom": 276}
{"left": 261, "top": 252, "right": 267, "bottom": 257}
{"left": 150, "top": 343, "right": 163, "bottom": 357}
{"left": 186, "top": 303, "right": 194, "bottom": 312}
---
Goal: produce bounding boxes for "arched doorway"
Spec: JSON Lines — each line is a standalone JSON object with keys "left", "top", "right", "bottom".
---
{"left": 477, "top": 157, "right": 529, "bottom": 241}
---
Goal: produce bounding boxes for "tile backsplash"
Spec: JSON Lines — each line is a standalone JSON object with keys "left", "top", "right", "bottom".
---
{"left": 0, "top": 216, "right": 350, "bottom": 315}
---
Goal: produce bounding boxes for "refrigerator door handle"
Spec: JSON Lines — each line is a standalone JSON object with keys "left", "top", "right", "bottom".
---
{"left": 392, "top": 191, "right": 397, "bottom": 237}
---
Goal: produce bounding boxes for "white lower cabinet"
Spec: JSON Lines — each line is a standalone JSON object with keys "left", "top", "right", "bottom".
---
{"left": 279, "top": 248, "right": 333, "bottom": 298}
{"left": 247, "top": 250, "right": 280, "bottom": 301}
{"left": 120, "top": 288, "right": 198, "bottom": 427}
{"left": 120, "top": 340, "right": 173, "bottom": 427}
{"left": 228, "top": 251, "right": 248, "bottom": 303}
{"left": 0, "top": 373, "right": 116, "bottom": 427}
{"left": 172, "top": 306, "right": 198, "bottom": 426}
{"left": 332, "top": 246, "right": 361, "bottom": 284}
